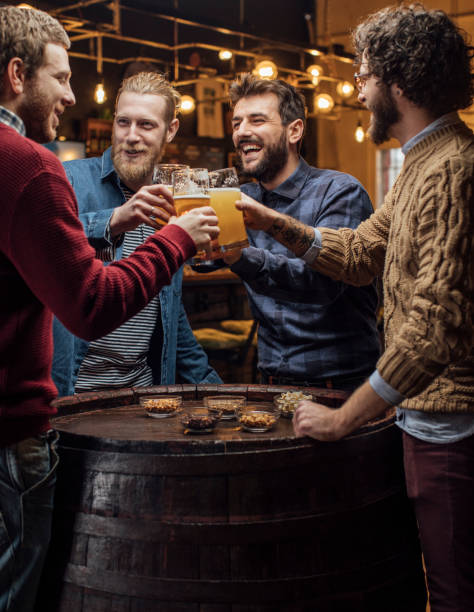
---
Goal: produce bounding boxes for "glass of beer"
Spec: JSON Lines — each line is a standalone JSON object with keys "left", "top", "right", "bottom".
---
{"left": 208, "top": 167, "right": 249, "bottom": 255}
{"left": 172, "top": 168, "right": 211, "bottom": 263}
{"left": 153, "top": 163, "right": 189, "bottom": 189}
{"left": 150, "top": 164, "right": 189, "bottom": 226}
{"left": 172, "top": 168, "right": 210, "bottom": 215}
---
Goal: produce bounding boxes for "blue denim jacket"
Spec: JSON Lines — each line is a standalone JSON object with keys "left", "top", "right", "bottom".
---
{"left": 51, "top": 148, "right": 221, "bottom": 397}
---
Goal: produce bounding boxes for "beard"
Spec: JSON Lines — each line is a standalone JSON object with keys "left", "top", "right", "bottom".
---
{"left": 368, "top": 84, "right": 401, "bottom": 145}
{"left": 237, "top": 130, "right": 289, "bottom": 184}
{"left": 18, "top": 78, "right": 56, "bottom": 143}
{"left": 111, "top": 132, "right": 166, "bottom": 186}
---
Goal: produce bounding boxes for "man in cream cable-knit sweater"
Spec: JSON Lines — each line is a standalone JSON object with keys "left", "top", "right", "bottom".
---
{"left": 234, "top": 5, "right": 474, "bottom": 612}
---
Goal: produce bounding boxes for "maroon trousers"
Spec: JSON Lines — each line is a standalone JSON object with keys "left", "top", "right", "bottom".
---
{"left": 403, "top": 431, "right": 474, "bottom": 612}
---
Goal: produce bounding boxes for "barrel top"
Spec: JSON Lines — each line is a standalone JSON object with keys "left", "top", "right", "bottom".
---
{"left": 51, "top": 384, "right": 395, "bottom": 454}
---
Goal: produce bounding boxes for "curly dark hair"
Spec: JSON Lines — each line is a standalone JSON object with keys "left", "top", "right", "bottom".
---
{"left": 352, "top": 3, "right": 474, "bottom": 116}
{"left": 229, "top": 73, "right": 306, "bottom": 128}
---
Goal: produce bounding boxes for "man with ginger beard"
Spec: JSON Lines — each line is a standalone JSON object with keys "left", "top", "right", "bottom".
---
{"left": 52, "top": 71, "right": 222, "bottom": 396}
{"left": 224, "top": 73, "right": 380, "bottom": 391}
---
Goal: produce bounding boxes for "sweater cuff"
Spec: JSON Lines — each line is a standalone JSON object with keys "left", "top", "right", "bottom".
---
{"left": 315, "top": 227, "right": 347, "bottom": 277}
{"left": 376, "top": 344, "right": 435, "bottom": 398}
{"left": 369, "top": 370, "right": 405, "bottom": 405}
{"left": 155, "top": 223, "right": 197, "bottom": 262}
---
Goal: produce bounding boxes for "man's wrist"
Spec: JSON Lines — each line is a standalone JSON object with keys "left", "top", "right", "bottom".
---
{"left": 301, "top": 228, "right": 322, "bottom": 264}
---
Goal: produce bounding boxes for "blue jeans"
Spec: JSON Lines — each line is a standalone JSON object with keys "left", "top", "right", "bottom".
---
{"left": 0, "top": 431, "right": 59, "bottom": 612}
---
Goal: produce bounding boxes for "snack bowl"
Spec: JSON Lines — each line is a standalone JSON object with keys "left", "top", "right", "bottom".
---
{"left": 273, "top": 391, "right": 313, "bottom": 419}
{"left": 141, "top": 395, "right": 182, "bottom": 418}
{"left": 237, "top": 404, "right": 280, "bottom": 433}
{"left": 204, "top": 395, "right": 246, "bottom": 421}
{"left": 181, "top": 407, "right": 220, "bottom": 434}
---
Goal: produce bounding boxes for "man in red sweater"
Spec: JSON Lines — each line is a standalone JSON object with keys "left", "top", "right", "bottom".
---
{"left": 0, "top": 6, "right": 218, "bottom": 611}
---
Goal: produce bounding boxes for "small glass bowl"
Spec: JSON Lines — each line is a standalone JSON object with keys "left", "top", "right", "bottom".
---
{"left": 141, "top": 395, "right": 182, "bottom": 418}
{"left": 237, "top": 404, "right": 280, "bottom": 433}
{"left": 273, "top": 391, "right": 313, "bottom": 419}
{"left": 204, "top": 395, "right": 246, "bottom": 421}
{"left": 181, "top": 407, "right": 220, "bottom": 434}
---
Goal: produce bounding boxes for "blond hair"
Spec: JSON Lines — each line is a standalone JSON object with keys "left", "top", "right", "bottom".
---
{"left": 116, "top": 72, "right": 181, "bottom": 125}
{"left": 0, "top": 6, "right": 70, "bottom": 95}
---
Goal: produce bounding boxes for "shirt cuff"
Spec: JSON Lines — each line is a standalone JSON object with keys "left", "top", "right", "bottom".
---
{"left": 369, "top": 370, "right": 405, "bottom": 405}
{"left": 301, "top": 229, "right": 322, "bottom": 264}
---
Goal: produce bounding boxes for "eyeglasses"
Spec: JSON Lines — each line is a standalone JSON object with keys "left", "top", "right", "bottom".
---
{"left": 354, "top": 72, "right": 374, "bottom": 91}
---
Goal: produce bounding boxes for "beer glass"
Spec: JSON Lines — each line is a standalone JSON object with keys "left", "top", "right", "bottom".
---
{"left": 172, "top": 168, "right": 210, "bottom": 216}
{"left": 172, "top": 168, "right": 211, "bottom": 263}
{"left": 208, "top": 167, "right": 249, "bottom": 255}
{"left": 151, "top": 164, "right": 189, "bottom": 225}
{"left": 153, "top": 163, "right": 189, "bottom": 189}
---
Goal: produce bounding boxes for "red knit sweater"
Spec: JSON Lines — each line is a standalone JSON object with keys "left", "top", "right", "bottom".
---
{"left": 0, "top": 124, "right": 195, "bottom": 445}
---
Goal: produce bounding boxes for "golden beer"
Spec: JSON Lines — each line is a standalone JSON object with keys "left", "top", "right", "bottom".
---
{"left": 209, "top": 188, "right": 248, "bottom": 250}
{"left": 174, "top": 193, "right": 211, "bottom": 216}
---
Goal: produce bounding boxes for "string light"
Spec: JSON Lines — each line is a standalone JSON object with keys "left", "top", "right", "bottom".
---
{"left": 94, "top": 81, "right": 107, "bottom": 104}
{"left": 253, "top": 60, "right": 278, "bottom": 79}
{"left": 355, "top": 120, "right": 365, "bottom": 143}
{"left": 314, "top": 93, "right": 334, "bottom": 113}
{"left": 180, "top": 95, "right": 196, "bottom": 113}
{"left": 336, "top": 80, "right": 355, "bottom": 98}
{"left": 218, "top": 49, "right": 233, "bottom": 60}
{"left": 306, "top": 64, "right": 324, "bottom": 78}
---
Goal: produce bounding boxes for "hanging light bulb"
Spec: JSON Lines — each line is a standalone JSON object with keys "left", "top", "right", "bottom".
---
{"left": 94, "top": 80, "right": 107, "bottom": 104}
{"left": 218, "top": 49, "right": 233, "bottom": 60}
{"left": 93, "top": 35, "right": 106, "bottom": 104}
{"left": 253, "top": 60, "right": 278, "bottom": 79}
{"left": 336, "top": 80, "right": 355, "bottom": 98}
{"left": 306, "top": 64, "right": 324, "bottom": 79}
{"left": 180, "top": 95, "right": 196, "bottom": 114}
{"left": 314, "top": 93, "right": 334, "bottom": 113}
{"left": 355, "top": 120, "right": 365, "bottom": 143}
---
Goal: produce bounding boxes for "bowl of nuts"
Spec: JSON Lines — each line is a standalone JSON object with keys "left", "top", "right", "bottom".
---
{"left": 273, "top": 391, "right": 313, "bottom": 419}
{"left": 237, "top": 404, "right": 280, "bottom": 433}
{"left": 141, "top": 395, "right": 182, "bottom": 418}
{"left": 204, "top": 395, "right": 246, "bottom": 421}
{"left": 181, "top": 407, "right": 220, "bottom": 434}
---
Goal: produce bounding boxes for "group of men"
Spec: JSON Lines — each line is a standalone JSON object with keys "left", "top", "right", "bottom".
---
{"left": 0, "top": 3, "right": 472, "bottom": 612}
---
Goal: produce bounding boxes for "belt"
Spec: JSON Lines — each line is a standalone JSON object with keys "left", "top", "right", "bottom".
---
{"left": 260, "top": 372, "right": 368, "bottom": 390}
{"left": 262, "top": 374, "right": 336, "bottom": 389}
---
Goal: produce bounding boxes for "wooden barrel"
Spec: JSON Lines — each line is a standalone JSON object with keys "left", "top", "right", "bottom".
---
{"left": 38, "top": 384, "right": 427, "bottom": 612}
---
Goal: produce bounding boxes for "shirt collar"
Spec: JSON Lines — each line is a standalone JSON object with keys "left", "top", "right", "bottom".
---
{"left": 0, "top": 105, "right": 26, "bottom": 137}
{"left": 100, "top": 146, "right": 117, "bottom": 180}
{"left": 402, "top": 112, "right": 460, "bottom": 155}
{"left": 258, "top": 157, "right": 311, "bottom": 200}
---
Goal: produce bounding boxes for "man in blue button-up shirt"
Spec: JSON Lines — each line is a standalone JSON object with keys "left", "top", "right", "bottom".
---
{"left": 225, "top": 74, "right": 380, "bottom": 391}
{"left": 52, "top": 72, "right": 221, "bottom": 395}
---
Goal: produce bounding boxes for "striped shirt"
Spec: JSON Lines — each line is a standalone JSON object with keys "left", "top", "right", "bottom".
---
{"left": 75, "top": 183, "right": 162, "bottom": 391}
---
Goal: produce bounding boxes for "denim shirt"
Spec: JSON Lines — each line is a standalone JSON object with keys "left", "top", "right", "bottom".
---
{"left": 52, "top": 148, "right": 221, "bottom": 397}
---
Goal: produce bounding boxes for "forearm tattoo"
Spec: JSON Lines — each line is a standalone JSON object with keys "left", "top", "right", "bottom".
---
{"left": 267, "top": 214, "right": 314, "bottom": 256}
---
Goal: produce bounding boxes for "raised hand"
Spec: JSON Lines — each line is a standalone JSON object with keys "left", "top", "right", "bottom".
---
{"left": 109, "top": 184, "right": 175, "bottom": 237}
{"left": 235, "top": 192, "right": 277, "bottom": 230}
{"left": 169, "top": 206, "right": 219, "bottom": 251}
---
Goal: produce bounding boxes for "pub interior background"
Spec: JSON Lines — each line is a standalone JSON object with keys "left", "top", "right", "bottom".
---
{"left": 16, "top": 0, "right": 474, "bottom": 382}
